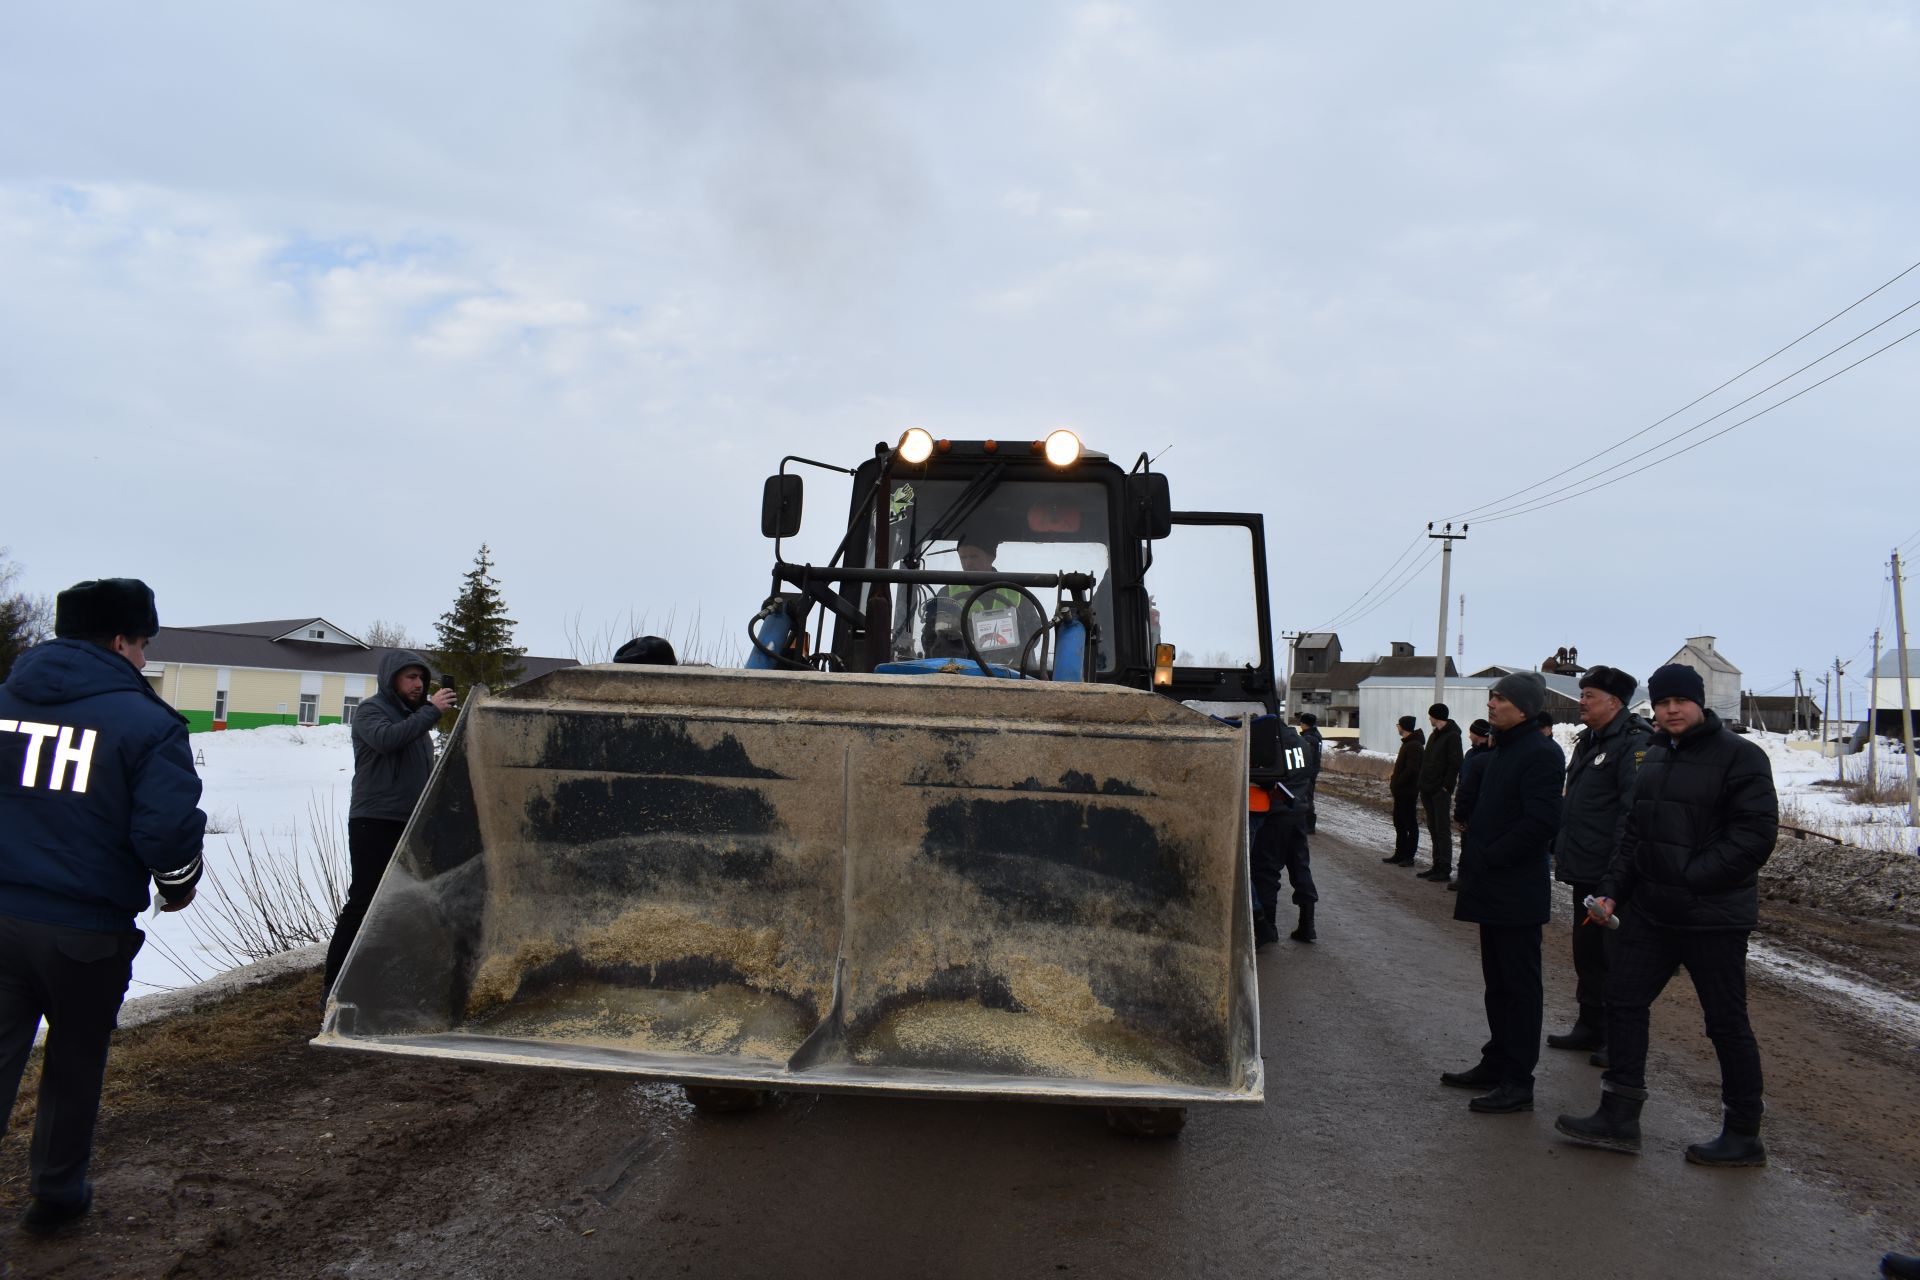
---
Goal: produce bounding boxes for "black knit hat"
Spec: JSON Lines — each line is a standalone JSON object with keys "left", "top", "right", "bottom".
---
{"left": 54, "top": 578, "right": 159, "bottom": 639}
{"left": 1296, "top": 712, "right": 1317, "bottom": 726}
{"left": 1647, "top": 662, "right": 1705, "bottom": 707}
{"left": 1536, "top": 710, "right": 1555, "bottom": 730}
{"left": 613, "top": 635, "right": 677, "bottom": 666}
{"left": 1490, "top": 670, "right": 1547, "bottom": 719}
{"left": 1397, "top": 715, "right": 1417, "bottom": 733}
{"left": 1469, "top": 718, "right": 1492, "bottom": 736}
{"left": 1429, "top": 702, "right": 1449, "bottom": 720}
{"left": 1577, "top": 664, "right": 1637, "bottom": 705}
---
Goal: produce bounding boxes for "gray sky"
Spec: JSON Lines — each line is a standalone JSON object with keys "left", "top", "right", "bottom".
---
{"left": 3, "top": 2, "right": 1916, "bottom": 706}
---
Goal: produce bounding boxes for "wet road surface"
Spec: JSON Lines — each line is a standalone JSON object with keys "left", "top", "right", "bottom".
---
{"left": 490, "top": 794, "right": 1888, "bottom": 1280}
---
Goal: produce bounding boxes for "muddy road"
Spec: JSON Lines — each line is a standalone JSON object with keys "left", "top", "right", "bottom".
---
{"left": 4, "top": 793, "right": 1915, "bottom": 1278}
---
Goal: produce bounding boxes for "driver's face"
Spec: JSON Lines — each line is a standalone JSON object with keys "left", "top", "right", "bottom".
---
{"left": 957, "top": 544, "right": 995, "bottom": 573}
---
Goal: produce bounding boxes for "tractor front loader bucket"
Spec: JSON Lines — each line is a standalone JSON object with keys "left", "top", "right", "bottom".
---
{"left": 314, "top": 665, "right": 1262, "bottom": 1107}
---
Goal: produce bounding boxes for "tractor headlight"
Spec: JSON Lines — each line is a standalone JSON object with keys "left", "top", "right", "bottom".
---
{"left": 1043, "top": 429, "right": 1082, "bottom": 467}
{"left": 897, "top": 428, "right": 935, "bottom": 465}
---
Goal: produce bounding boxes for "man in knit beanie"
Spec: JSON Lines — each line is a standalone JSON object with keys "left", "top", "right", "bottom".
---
{"left": 1418, "top": 703, "right": 1463, "bottom": 883}
{"left": 1440, "top": 670, "right": 1561, "bottom": 1114}
{"left": 1386, "top": 715, "right": 1425, "bottom": 865}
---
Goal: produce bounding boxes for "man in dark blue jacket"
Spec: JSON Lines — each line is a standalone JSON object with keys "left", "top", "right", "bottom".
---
{"left": 1440, "top": 672, "right": 1562, "bottom": 1114}
{"left": 1555, "top": 663, "right": 1778, "bottom": 1167}
{"left": 0, "top": 578, "right": 205, "bottom": 1235}
{"left": 323, "top": 648, "right": 456, "bottom": 988}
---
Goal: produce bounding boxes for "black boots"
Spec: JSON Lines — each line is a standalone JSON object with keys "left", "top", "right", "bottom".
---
{"left": 1290, "top": 905, "right": 1316, "bottom": 943}
{"left": 1440, "top": 1062, "right": 1498, "bottom": 1090}
{"left": 1685, "top": 1115, "right": 1767, "bottom": 1167}
{"left": 1416, "top": 867, "right": 1450, "bottom": 882}
{"left": 1468, "top": 1083, "right": 1534, "bottom": 1113}
{"left": 20, "top": 1184, "right": 93, "bottom": 1237}
{"left": 1547, "top": 1020, "right": 1605, "bottom": 1052}
{"left": 1554, "top": 1083, "right": 1646, "bottom": 1154}
{"left": 1255, "top": 904, "right": 1280, "bottom": 948}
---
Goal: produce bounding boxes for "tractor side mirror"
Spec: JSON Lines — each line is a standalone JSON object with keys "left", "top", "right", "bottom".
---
{"left": 1127, "top": 472, "right": 1173, "bottom": 540}
{"left": 1249, "top": 715, "right": 1280, "bottom": 770}
{"left": 761, "top": 475, "right": 804, "bottom": 538}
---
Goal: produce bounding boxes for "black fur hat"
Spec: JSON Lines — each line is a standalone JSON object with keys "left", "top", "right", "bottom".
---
{"left": 54, "top": 578, "right": 159, "bottom": 639}
{"left": 613, "top": 634, "right": 677, "bottom": 666}
{"left": 1577, "top": 664, "right": 1638, "bottom": 705}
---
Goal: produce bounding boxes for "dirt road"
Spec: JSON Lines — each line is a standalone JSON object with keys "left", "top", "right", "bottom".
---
{"left": 3, "top": 793, "right": 1915, "bottom": 1278}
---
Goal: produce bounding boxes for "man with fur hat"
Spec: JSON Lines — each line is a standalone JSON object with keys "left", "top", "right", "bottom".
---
{"left": 1441, "top": 670, "right": 1561, "bottom": 1114}
{"left": 0, "top": 578, "right": 206, "bottom": 1235}
{"left": 1385, "top": 715, "right": 1425, "bottom": 865}
{"left": 1545, "top": 665, "right": 1651, "bottom": 1066}
{"left": 323, "top": 647, "right": 457, "bottom": 989}
{"left": 1556, "top": 663, "right": 1778, "bottom": 1167}
{"left": 1417, "top": 703, "right": 1463, "bottom": 883}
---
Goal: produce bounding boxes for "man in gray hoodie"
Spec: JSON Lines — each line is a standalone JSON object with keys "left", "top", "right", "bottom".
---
{"left": 323, "top": 649, "right": 455, "bottom": 988}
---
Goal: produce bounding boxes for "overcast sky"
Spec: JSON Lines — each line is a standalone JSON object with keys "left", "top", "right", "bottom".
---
{"left": 4, "top": 2, "right": 1916, "bottom": 706}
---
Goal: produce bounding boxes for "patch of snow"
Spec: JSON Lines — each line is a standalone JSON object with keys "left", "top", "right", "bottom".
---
{"left": 1749, "top": 939, "right": 1920, "bottom": 1048}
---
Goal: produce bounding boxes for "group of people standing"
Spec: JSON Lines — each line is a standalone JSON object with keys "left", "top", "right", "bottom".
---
{"left": 1426, "top": 663, "right": 1781, "bottom": 1171}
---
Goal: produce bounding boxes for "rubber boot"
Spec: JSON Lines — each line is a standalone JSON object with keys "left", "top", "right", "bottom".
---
{"left": 1553, "top": 1082, "right": 1645, "bottom": 1154}
{"left": 1290, "top": 904, "right": 1316, "bottom": 943}
{"left": 1685, "top": 1114, "right": 1766, "bottom": 1168}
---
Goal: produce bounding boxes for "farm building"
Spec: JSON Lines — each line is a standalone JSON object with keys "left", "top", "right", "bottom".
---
{"left": 143, "top": 617, "right": 574, "bottom": 732}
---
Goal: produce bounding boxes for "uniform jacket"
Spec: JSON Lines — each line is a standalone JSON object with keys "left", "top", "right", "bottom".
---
{"left": 1452, "top": 721, "right": 1563, "bottom": 927}
{"left": 1297, "top": 725, "right": 1323, "bottom": 807}
{"left": 0, "top": 639, "right": 206, "bottom": 933}
{"left": 1599, "top": 710, "right": 1777, "bottom": 931}
{"left": 1389, "top": 728, "right": 1425, "bottom": 796}
{"left": 1419, "top": 720, "right": 1463, "bottom": 794}
{"left": 1554, "top": 708, "right": 1652, "bottom": 886}
{"left": 1453, "top": 742, "right": 1492, "bottom": 826}
{"left": 349, "top": 649, "right": 443, "bottom": 822}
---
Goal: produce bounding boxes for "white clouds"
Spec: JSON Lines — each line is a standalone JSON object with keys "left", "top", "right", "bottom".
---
{"left": 0, "top": 1, "right": 1911, "bottom": 693}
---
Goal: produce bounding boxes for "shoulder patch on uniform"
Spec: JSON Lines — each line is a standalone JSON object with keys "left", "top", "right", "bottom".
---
{"left": 1593, "top": 751, "right": 1606, "bottom": 767}
{"left": 1634, "top": 749, "right": 1647, "bottom": 765}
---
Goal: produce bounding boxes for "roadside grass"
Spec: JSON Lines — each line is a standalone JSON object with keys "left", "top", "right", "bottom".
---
{"left": 4, "top": 970, "right": 322, "bottom": 1140}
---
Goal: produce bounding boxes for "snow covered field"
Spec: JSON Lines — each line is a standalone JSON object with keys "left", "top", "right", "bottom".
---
{"left": 133, "top": 725, "right": 356, "bottom": 993}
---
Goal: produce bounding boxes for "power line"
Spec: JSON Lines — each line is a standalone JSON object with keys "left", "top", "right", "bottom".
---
{"left": 1334, "top": 546, "right": 1442, "bottom": 629}
{"left": 1448, "top": 258, "right": 1920, "bottom": 522}
{"left": 1470, "top": 299, "right": 1920, "bottom": 523}
{"left": 1475, "top": 321, "right": 1920, "bottom": 525}
{"left": 1311, "top": 529, "right": 1425, "bottom": 631}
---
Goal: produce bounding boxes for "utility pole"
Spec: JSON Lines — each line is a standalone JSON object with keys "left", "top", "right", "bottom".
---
{"left": 1280, "top": 630, "right": 1301, "bottom": 716}
{"left": 1792, "top": 670, "right": 1804, "bottom": 734}
{"left": 1832, "top": 656, "right": 1848, "bottom": 782}
{"left": 1892, "top": 550, "right": 1919, "bottom": 828}
{"left": 1428, "top": 522, "right": 1466, "bottom": 707}
{"left": 1867, "top": 627, "right": 1880, "bottom": 793}
{"left": 1820, "top": 671, "right": 1831, "bottom": 750}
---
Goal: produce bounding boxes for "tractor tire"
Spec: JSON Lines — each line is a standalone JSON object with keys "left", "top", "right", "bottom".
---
{"left": 1104, "top": 1105, "right": 1188, "bottom": 1139}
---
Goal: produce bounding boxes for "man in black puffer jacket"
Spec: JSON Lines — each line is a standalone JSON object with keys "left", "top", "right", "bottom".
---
{"left": 1555, "top": 664, "right": 1778, "bottom": 1167}
{"left": 1546, "top": 665, "right": 1651, "bottom": 1059}
{"left": 1440, "top": 672, "right": 1562, "bottom": 1114}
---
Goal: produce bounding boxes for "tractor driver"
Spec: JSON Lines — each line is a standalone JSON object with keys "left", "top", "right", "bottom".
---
{"left": 924, "top": 535, "right": 1044, "bottom": 662}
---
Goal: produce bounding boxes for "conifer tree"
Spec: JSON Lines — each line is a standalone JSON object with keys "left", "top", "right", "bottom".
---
{"left": 431, "top": 545, "right": 526, "bottom": 724}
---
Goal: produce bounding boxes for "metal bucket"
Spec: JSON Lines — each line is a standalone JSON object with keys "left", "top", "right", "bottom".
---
{"left": 314, "top": 664, "right": 1261, "bottom": 1107}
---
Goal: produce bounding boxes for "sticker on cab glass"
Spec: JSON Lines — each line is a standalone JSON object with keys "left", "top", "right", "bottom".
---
{"left": 972, "top": 607, "right": 1018, "bottom": 649}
